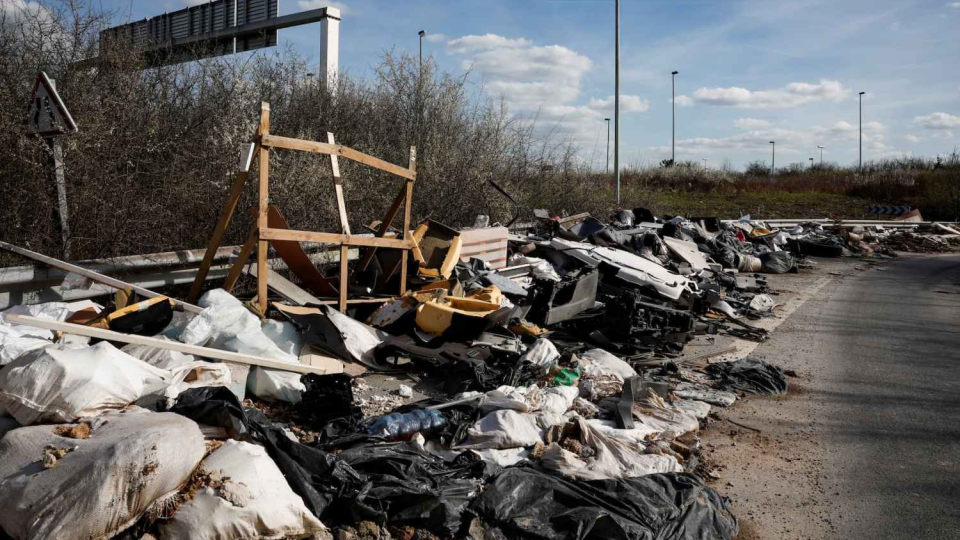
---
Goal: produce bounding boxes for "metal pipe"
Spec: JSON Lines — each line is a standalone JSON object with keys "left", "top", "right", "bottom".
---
{"left": 614, "top": 0, "right": 621, "bottom": 206}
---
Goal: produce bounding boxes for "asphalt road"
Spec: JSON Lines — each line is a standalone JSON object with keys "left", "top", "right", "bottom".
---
{"left": 706, "top": 254, "right": 960, "bottom": 539}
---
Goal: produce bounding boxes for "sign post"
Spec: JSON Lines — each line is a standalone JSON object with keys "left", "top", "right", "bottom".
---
{"left": 26, "top": 72, "right": 78, "bottom": 259}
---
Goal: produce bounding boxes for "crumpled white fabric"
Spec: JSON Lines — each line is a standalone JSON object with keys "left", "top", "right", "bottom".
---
{"left": 540, "top": 418, "right": 681, "bottom": 480}
{"left": 519, "top": 338, "right": 560, "bottom": 367}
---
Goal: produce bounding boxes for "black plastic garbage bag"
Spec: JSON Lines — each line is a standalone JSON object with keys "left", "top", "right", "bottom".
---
{"left": 169, "top": 386, "right": 249, "bottom": 440}
{"left": 705, "top": 358, "right": 787, "bottom": 395}
{"left": 759, "top": 251, "right": 797, "bottom": 274}
{"left": 469, "top": 468, "right": 739, "bottom": 540}
{"left": 297, "top": 374, "right": 362, "bottom": 433}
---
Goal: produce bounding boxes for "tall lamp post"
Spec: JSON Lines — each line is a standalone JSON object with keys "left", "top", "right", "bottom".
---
{"left": 858, "top": 91, "right": 866, "bottom": 172}
{"left": 769, "top": 141, "right": 776, "bottom": 175}
{"left": 614, "top": 0, "right": 621, "bottom": 205}
{"left": 809, "top": 157, "right": 814, "bottom": 169}
{"left": 702, "top": 158, "right": 707, "bottom": 169}
{"left": 671, "top": 70, "right": 679, "bottom": 165}
{"left": 817, "top": 145, "right": 825, "bottom": 164}
{"left": 418, "top": 30, "right": 426, "bottom": 74}
{"left": 604, "top": 118, "right": 611, "bottom": 173}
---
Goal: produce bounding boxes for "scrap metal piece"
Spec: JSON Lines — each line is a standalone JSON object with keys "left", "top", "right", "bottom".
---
{"left": 528, "top": 270, "right": 599, "bottom": 326}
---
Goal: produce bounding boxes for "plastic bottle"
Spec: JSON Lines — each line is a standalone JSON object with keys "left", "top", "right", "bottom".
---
{"left": 367, "top": 409, "right": 447, "bottom": 440}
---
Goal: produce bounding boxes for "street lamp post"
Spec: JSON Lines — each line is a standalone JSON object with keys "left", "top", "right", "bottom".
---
{"left": 614, "top": 0, "right": 621, "bottom": 205}
{"left": 769, "top": 141, "right": 776, "bottom": 175}
{"left": 671, "top": 70, "right": 679, "bottom": 165}
{"left": 817, "top": 145, "right": 825, "bottom": 165}
{"left": 702, "top": 158, "right": 707, "bottom": 169}
{"left": 858, "top": 91, "right": 866, "bottom": 173}
{"left": 418, "top": 30, "right": 426, "bottom": 74}
{"left": 809, "top": 157, "right": 814, "bottom": 168}
{"left": 604, "top": 118, "right": 611, "bottom": 173}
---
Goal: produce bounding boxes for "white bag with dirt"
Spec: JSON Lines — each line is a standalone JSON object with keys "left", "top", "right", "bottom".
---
{"left": 0, "top": 342, "right": 169, "bottom": 425}
{"left": 158, "top": 440, "right": 325, "bottom": 540}
{"left": 0, "top": 408, "right": 205, "bottom": 540}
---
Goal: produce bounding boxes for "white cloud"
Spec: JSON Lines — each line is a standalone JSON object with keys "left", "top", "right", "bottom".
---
{"left": 1, "top": 0, "right": 52, "bottom": 26}
{"left": 903, "top": 134, "right": 921, "bottom": 143}
{"left": 735, "top": 118, "right": 772, "bottom": 129}
{"left": 424, "top": 33, "right": 447, "bottom": 43}
{"left": 447, "top": 34, "right": 531, "bottom": 54}
{"left": 588, "top": 95, "right": 650, "bottom": 113}
{"left": 694, "top": 79, "right": 851, "bottom": 109}
{"left": 914, "top": 112, "right": 960, "bottom": 130}
{"left": 297, "top": 1, "right": 349, "bottom": 15}
{"left": 670, "top": 95, "right": 694, "bottom": 107}
{"left": 947, "top": 2, "right": 960, "bottom": 9}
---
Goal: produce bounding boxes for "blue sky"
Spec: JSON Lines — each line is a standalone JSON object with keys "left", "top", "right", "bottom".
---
{"left": 110, "top": 0, "right": 960, "bottom": 169}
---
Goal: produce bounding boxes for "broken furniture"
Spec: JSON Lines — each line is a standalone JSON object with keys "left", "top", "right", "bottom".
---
{"left": 189, "top": 102, "right": 419, "bottom": 313}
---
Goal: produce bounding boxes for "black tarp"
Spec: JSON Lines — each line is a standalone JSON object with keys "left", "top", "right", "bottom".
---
{"left": 759, "top": 251, "right": 797, "bottom": 274}
{"left": 705, "top": 358, "right": 788, "bottom": 395}
{"left": 469, "top": 467, "right": 739, "bottom": 540}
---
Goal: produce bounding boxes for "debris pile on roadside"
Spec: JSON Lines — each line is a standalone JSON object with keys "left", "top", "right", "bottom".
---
{"left": 0, "top": 208, "right": 954, "bottom": 539}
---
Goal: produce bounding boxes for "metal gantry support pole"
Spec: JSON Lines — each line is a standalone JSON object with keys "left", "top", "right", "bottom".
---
{"left": 671, "top": 70, "right": 678, "bottom": 165}
{"left": 859, "top": 91, "right": 865, "bottom": 172}
{"left": 770, "top": 141, "right": 776, "bottom": 175}
{"left": 614, "top": 0, "right": 621, "bottom": 206}
{"left": 605, "top": 118, "right": 611, "bottom": 173}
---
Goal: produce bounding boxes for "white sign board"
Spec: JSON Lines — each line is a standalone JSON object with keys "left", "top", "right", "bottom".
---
{"left": 26, "top": 72, "right": 77, "bottom": 137}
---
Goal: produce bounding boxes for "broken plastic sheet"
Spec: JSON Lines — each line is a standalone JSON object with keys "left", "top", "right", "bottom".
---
{"left": 508, "top": 256, "right": 562, "bottom": 282}
{"left": 0, "top": 408, "right": 206, "bottom": 540}
{"left": 279, "top": 304, "right": 389, "bottom": 370}
{"left": 551, "top": 238, "right": 693, "bottom": 300}
{"left": 158, "top": 440, "right": 326, "bottom": 540}
{"left": 182, "top": 289, "right": 305, "bottom": 403}
{"left": 518, "top": 338, "right": 560, "bottom": 367}
{"left": 0, "top": 342, "right": 168, "bottom": 426}
{"left": 580, "top": 349, "right": 638, "bottom": 381}
{"left": 539, "top": 418, "right": 681, "bottom": 481}
{"left": 469, "top": 468, "right": 739, "bottom": 540}
{"left": 705, "top": 358, "right": 788, "bottom": 395}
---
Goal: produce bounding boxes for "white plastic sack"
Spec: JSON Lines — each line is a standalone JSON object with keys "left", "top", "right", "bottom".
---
{"left": 0, "top": 408, "right": 205, "bottom": 540}
{"left": 674, "top": 399, "right": 711, "bottom": 420}
{"left": 159, "top": 440, "right": 325, "bottom": 540}
{"left": 122, "top": 337, "right": 198, "bottom": 370}
{"left": 0, "top": 342, "right": 169, "bottom": 426}
{"left": 519, "top": 338, "right": 560, "bottom": 367}
{"left": 539, "top": 386, "right": 580, "bottom": 416}
{"left": 459, "top": 410, "right": 543, "bottom": 450}
{"left": 480, "top": 385, "right": 542, "bottom": 414}
{"left": 540, "top": 418, "right": 681, "bottom": 480}
{"left": 581, "top": 349, "right": 638, "bottom": 381}
{"left": 0, "top": 301, "right": 99, "bottom": 365}
{"left": 182, "top": 290, "right": 304, "bottom": 403}
{"left": 587, "top": 419, "right": 661, "bottom": 444}
{"left": 749, "top": 294, "right": 776, "bottom": 313}
{"left": 262, "top": 320, "right": 305, "bottom": 357}
{"left": 137, "top": 361, "right": 233, "bottom": 411}
{"left": 321, "top": 305, "right": 388, "bottom": 368}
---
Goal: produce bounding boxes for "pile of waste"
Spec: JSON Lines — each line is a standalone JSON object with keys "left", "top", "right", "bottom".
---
{"left": 1, "top": 207, "right": 950, "bottom": 539}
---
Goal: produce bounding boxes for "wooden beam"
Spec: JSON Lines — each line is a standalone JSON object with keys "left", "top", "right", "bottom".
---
{"left": 261, "top": 133, "right": 417, "bottom": 181}
{"left": 356, "top": 183, "right": 408, "bottom": 272}
{"left": 5, "top": 314, "right": 332, "bottom": 376}
{"left": 260, "top": 228, "right": 413, "bottom": 249}
{"left": 257, "top": 103, "right": 271, "bottom": 314}
{"left": 223, "top": 224, "right": 259, "bottom": 293}
{"left": 188, "top": 142, "right": 258, "bottom": 303}
{"left": 0, "top": 240, "right": 203, "bottom": 315}
{"left": 339, "top": 245, "right": 349, "bottom": 313}
{"left": 400, "top": 147, "right": 417, "bottom": 295}
{"left": 327, "top": 132, "right": 350, "bottom": 235}
{"left": 243, "top": 262, "right": 322, "bottom": 306}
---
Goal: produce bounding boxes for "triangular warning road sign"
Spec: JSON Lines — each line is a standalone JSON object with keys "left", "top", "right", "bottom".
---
{"left": 26, "top": 72, "right": 77, "bottom": 137}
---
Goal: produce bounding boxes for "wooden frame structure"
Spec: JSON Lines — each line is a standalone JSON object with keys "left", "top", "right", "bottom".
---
{"left": 188, "top": 102, "right": 418, "bottom": 313}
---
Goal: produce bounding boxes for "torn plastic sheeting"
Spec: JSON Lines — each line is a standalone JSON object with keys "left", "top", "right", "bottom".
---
{"left": 552, "top": 238, "right": 692, "bottom": 300}
{"left": 469, "top": 468, "right": 739, "bottom": 540}
{"left": 277, "top": 303, "right": 388, "bottom": 370}
{"left": 169, "top": 386, "right": 250, "bottom": 440}
{"left": 580, "top": 349, "right": 638, "bottom": 381}
{"left": 459, "top": 409, "right": 543, "bottom": 450}
{"left": 519, "top": 338, "right": 560, "bottom": 367}
{"left": 0, "top": 342, "right": 168, "bottom": 426}
{"left": 0, "top": 408, "right": 206, "bottom": 540}
{"left": 705, "top": 358, "right": 788, "bottom": 395}
{"left": 749, "top": 294, "right": 776, "bottom": 313}
{"left": 539, "top": 418, "right": 681, "bottom": 481}
{"left": 158, "top": 440, "right": 326, "bottom": 540}
{"left": 673, "top": 382, "right": 737, "bottom": 407}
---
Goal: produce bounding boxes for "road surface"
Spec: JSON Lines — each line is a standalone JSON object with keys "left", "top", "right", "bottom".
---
{"left": 704, "top": 254, "right": 960, "bottom": 539}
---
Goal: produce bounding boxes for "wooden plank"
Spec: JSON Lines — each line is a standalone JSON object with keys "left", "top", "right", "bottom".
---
{"left": 260, "top": 228, "right": 413, "bottom": 249}
{"left": 243, "top": 262, "right": 323, "bottom": 306}
{"left": 327, "top": 132, "right": 351, "bottom": 235}
{"left": 356, "top": 183, "right": 408, "bottom": 272}
{"left": 188, "top": 142, "right": 258, "bottom": 303}
{"left": 0, "top": 240, "right": 203, "bottom": 315}
{"left": 257, "top": 103, "right": 271, "bottom": 314}
{"left": 261, "top": 133, "right": 417, "bottom": 181}
{"left": 339, "top": 245, "right": 349, "bottom": 313}
{"left": 223, "top": 225, "right": 258, "bottom": 292}
{"left": 263, "top": 206, "right": 339, "bottom": 297}
{"left": 5, "top": 314, "right": 331, "bottom": 376}
{"left": 400, "top": 147, "right": 417, "bottom": 295}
